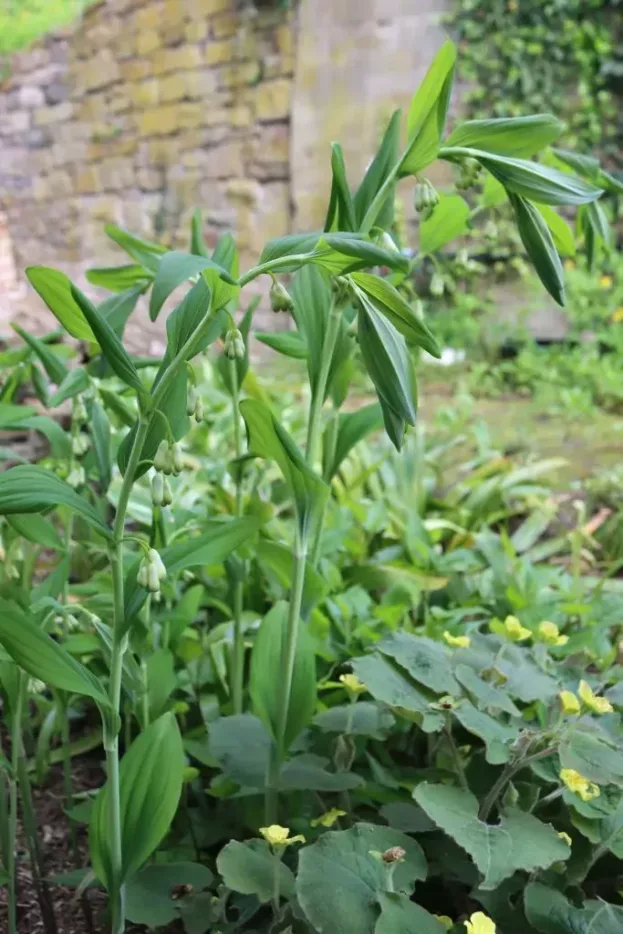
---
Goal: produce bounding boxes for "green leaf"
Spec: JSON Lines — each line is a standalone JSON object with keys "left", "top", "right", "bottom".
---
{"left": 90, "top": 400, "right": 112, "bottom": 492}
{"left": 413, "top": 783, "right": 569, "bottom": 890}
{"left": 419, "top": 194, "right": 471, "bottom": 254}
{"left": 454, "top": 664, "right": 520, "bottom": 717}
{"left": 351, "top": 652, "right": 443, "bottom": 732}
{"left": 48, "top": 368, "right": 90, "bottom": 407}
{"left": 208, "top": 714, "right": 271, "bottom": 787}
{"left": 377, "top": 632, "right": 459, "bottom": 694}
{"left": 297, "top": 823, "right": 427, "bottom": 934}
{"left": 454, "top": 701, "right": 519, "bottom": 764}
{"left": 86, "top": 264, "right": 152, "bottom": 292}
{"left": 7, "top": 513, "right": 64, "bottom": 551}
{"left": 25, "top": 267, "right": 95, "bottom": 341}
{"left": 99, "top": 285, "right": 147, "bottom": 337}
{"left": 259, "top": 231, "right": 408, "bottom": 275}
{"left": 314, "top": 702, "right": 394, "bottom": 738}
{"left": 375, "top": 893, "right": 448, "bottom": 934}
{"left": 525, "top": 883, "right": 623, "bottom": 934}
{"left": 559, "top": 728, "right": 623, "bottom": 787}
{"left": 70, "top": 286, "right": 144, "bottom": 392}
{"left": 322, "top": 403, "right": 383, "bottom": 480}
{"left": 280, "top": 754, "right": 364, "bottom": 791}
{"left": 325, "top": 143, "right": 357, "bottom": 232}
{"left": 12, "top": 325, "right": 68, "bottom": 385}
{"left": 508, "top": 194, "right": 565, "bottom": 305}
{"left": 126, "top": 863, "right": 213, "bottom": 927}
{"left": 90, "top": 712, "right": 184, "bottom": 889}
{"left": 0, "top": 598, "right": 109, "bottom": 706}
{"left": 292, "top": 265, "right": 332, "bottom": 398}
{"left": 255, "top": 330, "right": 308, "bottom": 359}
{"left": 99, "top": 388, "right": 136, "bottom": 427}
{"left": 357, "top": 301, "right": 417, "bottom": 450}
{"left": 399, "top": 40, "right": 456, "bottom": 176}
{"left": 446, "top": 114, "right": 564, "bottom": 157}
{"left": 353, "top": 110, "right": 401, "bottom": 230}
{"left": 536, "top": 204, "right": 576, "bottom": 258}
{"left": 240, "top": 399, "right": 329, "bottom": 534}
{"left": 163, "top": 518, "right": 262, "bottom": 575}
{"left": 0, "top": 465, "right": 111, "bottom": 539}
{"left": 250, "top": 602, "right": 316, "bottom": 751}
{"left": 190, "top": 209, "right": 209, "bottom": 257}
{"left": 13, "top": 414, "right": 71, "bottom": 459}
{"left": 351, "top": 272, "right": 440, "bottom": 355}
{"left": 217, "top": 839, "right": 295, "bottom": 903}
{"left": 444, "top": 148, "right": 603, "bottom": 206}
{"left": 149, "top": 251, "right": 235, "bottom": 322}
{"left": 256, "top": 540, "right": 327, "bottom": 617}
{"left": 104, "top": 224, "right": 167, "bottom": 273}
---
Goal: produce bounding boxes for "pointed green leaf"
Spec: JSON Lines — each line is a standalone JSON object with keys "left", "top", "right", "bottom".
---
{"left": 414, "top": 783, "right": 569, "bottom": 890}
{"left": 12, "top": 325, "right": 68, "bottom": 385}
{"left": 322, "top": 403, "right": 383, "bottom": 480}
{"left": 86, "top": 264, "right": 152, "bottom": 292}
{"left": 256, "top": 540, "right": 327, "bottom": 617}
{"left": 25, "top": 267, "right": 95, "bottom": 341}
{"left": 90, "top": 712, "right": 184, "bottom": 889}
{"left": 353, "top": 110, "right": 401, "bottom": 229}
{"left": 292, "top": 265, "right": 332, "bottom": 397}
{"left": 399, "top": 40, "right": 456, "bottom": 176}
{"left": 149, "top": 251, "right": 236, "bottom": 322}
{"left": 250, "top": 602, "right": 316, "bottom": 751}
{"left": 446, "top": 114, "right": 564, "bottom": 157}
{"left": 7, "top": 513, "right": 64, "bottom": 551}
{"left": 190, "top": 208, "right": 209, "bottom": 257}
{"left": 71, "top": 286, "right": 144, "bottom": 392}
{"left": 104, "top": 224, "right": 167, "bottom": 273}
{"left": 536, "top": 204, "right": 576, "bottom": 258}
{"left": 0, "top": 465, "right": 111, "bottom": 539}
{"left": 255, "top": 330, "right": 308, "bottom": 359}
{"left": 0, "top": 598, "right": 109, "bottom": 706}
{"left": 509, "top": 193, "right": 565, "bottom": 305}
{"left": 352, "top": 272, "right": 440, "bottom": 355}
{"left": 90, "top": 400, "right": 112, "bottom": 492}
{"left": 48, "top": 368, "right": 90, "bottom": 408}
{"left": 325, "top": 143, "right": 357, "bottom": 232}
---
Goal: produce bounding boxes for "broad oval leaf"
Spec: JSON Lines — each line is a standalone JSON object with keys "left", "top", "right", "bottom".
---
{"left": 89, "top": 712, "right": 184, "bottom": 889}
{"left": 125, "top": 862, "right": 213, "bottom": 927}
{"left": 445, "top": 114, "right": 564, "bottom": 157}
{"left": 0, "top": 598, "right": 109, "bottom": 706}
{"left": 419, "top": 194, "right": 470, "bottom": 254}
{"left": 0, "top": 465, "right": 111, "bottom": 539}
{"left": 7, "top": 513, "right": 64, "bottom": 551}
{"left": 149, "top": 250, "right": 236, "bottom": 322}
{"left": 86, "top": 264, "right": 152, "bottom": 292}
{"left": 217, "top": 839, "right": 295, "bottom": 903}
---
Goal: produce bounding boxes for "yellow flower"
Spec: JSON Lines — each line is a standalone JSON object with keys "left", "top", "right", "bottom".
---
{"left": 538, "top": 621, "right": 568, "bottom": 647}
{"left": 499, "top": 615, "right": 531, "bottom": 642}
{"left": 611, "top": 306, "right": 623, "bottom": 324}
{"left": 558, "top": 831, "right": 572, "bottom": 847}
{"left": 578, "top": 680, "right": 613, "bottom": 715}
{"left": 600, "top": 274, "right": 613, "bottom": 289}
{"left": 444, "top": 631, "right": 471, "bottom": 649}
{"left": 339, "top": 673, "right": 366, "bottom": 695}
{"left": 259, "top": 825, "right": 306, "bottom": 847}
{"left": 435, "top": 917, "right": 453, "bottom": 930}
{"left": 465, "top": 911, "right": 496, "bottom": 934}
{"left": 559, "top": 690, "right": 581, "bottom": 715}
{"left": 560, "top": 769, "right": 600, "bottom": 802}
{"left": 311, "top": 808, "right": 346, "bottom": 828}
{"left": 564, "top": 259, "right": 575, "bottom": 271}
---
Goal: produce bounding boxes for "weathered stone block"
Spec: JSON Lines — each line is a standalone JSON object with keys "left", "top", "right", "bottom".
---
{"left": 205, "top": 39, "right": 234, "bottom": 65}
{"left": 151, "top": 45, "right": 203, "bottom": 75}
{"left": 212, "top": 12, "right": 239, "bottom": 39}
{"left": 159, "top": 73, "right": 189, "bottom": 103}
{"left": 137, "top": 106, "right": 179, "bottom": 136}
{"left": 75, "top": 166, "right": 103, "bottom": 194}
{"left": 18, "top": 86, "right": 45, "bottom": 109}
{"left": 251, "top": 123, "right": 290, "bottom": 180}
{"left": 185, "top": 21, "right": 209, "bottom": 43}
{"left": 183, "top": 69, "right": 219, "bottom": 98}
{"left": 120, "top": 60, "right": 151, "bottom": 82}
{"left": 255, "top": 79, "right": 291, "bottom": 122}
{"left": 136, "top": 29, "right": 161, "bottom": 56}
{"left": 131, "top": 80, "right": 160, "bottom": 108}
{"left": 219, "top": 61, "right": 261, "bottom": 89}
{"left": 196, "top": 0, "right": 233, "bottom": 14}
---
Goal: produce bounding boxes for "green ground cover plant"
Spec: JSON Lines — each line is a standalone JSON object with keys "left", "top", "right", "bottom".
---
{"left": 0, "top": 40, "right": 621, "bottom": 934}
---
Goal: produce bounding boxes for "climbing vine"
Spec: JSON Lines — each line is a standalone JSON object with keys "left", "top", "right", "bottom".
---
{"left": 0, "top": 0, "right": 96, "bottom": 56}
{"left": 447, "top": 0, "right": 623, "bottom": 164}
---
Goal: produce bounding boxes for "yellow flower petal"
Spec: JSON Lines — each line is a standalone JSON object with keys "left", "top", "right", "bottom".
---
{"left": 503, "top": 615, "right": 531, "bottom": 642}
{"left": 559, "top": 690, "right": 580, "bottom": 716}
{"left": 311, "top": 808, "right": 346, "bottom": 828}
{"left": 339, "top": 673, "right": 366, "bottom": 695}
{"left": 578, "top": 680, "right": 613, "bottom": 715}
{"left": 539, "top": 621, "right": 567, "bottom": 646}
{"left": 560, "top": 769, "right": 600, "bottom": 802}
{"left": 443, "top": 631, "right": 471, "bottom": 649}
{"left": 259, "top": 825, "right": 291, "bottom": 846}
{"left": 465, "top": 911, "right": 496, "bottom": 934}
{"left": 600, "top": 275, "right": 613, "bottom": 289}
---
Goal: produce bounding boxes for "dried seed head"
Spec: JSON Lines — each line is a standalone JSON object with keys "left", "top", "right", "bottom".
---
{"left": 382, "top": 846, "right": 406, "bottom": 864}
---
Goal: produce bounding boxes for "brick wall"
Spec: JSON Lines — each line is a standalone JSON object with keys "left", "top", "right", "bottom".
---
{"left": 0, "top": 0, "right": 295, "bottom": 346}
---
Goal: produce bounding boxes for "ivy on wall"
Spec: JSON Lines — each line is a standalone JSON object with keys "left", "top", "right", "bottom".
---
{"left": 447, "top": 0, "right": 623, "bottom": 164}
{"left": 0, "top": 0, "right": 96, "bottom": 55}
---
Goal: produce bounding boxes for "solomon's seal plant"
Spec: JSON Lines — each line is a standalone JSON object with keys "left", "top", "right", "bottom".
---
{"left": 0, "top": 39, "right": 616, "bottom": 934}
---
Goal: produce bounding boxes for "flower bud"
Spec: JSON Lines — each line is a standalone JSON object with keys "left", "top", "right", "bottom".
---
{"left": 151, "top": 472, "right": 164, "bottom": 507}
{"left": 162, "top": 476, "right": 173, "bottom": 506}
{"left": 186, "top": 388, "right": 198, "bottom": 417}
{"left": 430, "top": 271, "right": 445, "bottom": 297}
{"left": 73, "top": 398, "right": 87, "bottom": 423}
{"left": 137, "top": 561, "right": 149, "bottom": 588}
{"left": 171, "top": 442, "right": 184, "bottom": 474}
{"left": 154, "top": 440, "right": 170, "bottom": 473}
{"left": 72, "top": 434, "right": 89, "bottom": 457}
{"left": 379, "top": 231, "right": 400, "bottom": 254}
{"left": 67, "top": 464, "right": 85, "bottom": 488}
{"left": 148, "top": 548, "right": 167, "bottom": 581}
{"left": 194, "top": 396, "right": 205, "bottom": 421}
{"left": 225, "top": 328, "right": 245, "bottom": 360}
{"left": 269, "top": 280, "right": 293, "bottom": 313}
{"left": 147, "top": 562, "right": 161, "bottom": 594}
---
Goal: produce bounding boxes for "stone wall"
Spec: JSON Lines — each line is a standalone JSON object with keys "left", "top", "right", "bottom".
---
{"left": 0, "top": 0, "right": 296, "bottom": 346}
{"left": 0, "top": 0, "right": 449, "bottom": 347}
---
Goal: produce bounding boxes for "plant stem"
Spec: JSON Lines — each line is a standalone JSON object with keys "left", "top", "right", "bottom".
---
{"left": 105, "top": 416, "right": 150, "bottom": 934}
{"left": 229, "top": 356, "right": 245, "bottom": 716}
{"left": 445, "top": 716, "right": 468, "bottom": 791}
{"left": 478, "top": 745, "right": 556, "bottom": 821}
{"left": 58, "top": 694, "right": 79, "bottom": 863}
{"left": 7, "top": 683, "right": 21, "bottom": 934}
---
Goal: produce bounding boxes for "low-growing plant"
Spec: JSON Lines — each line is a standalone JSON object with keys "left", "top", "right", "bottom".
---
{"left": 0, "top": 39, "right": 618, "bottom": 934}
